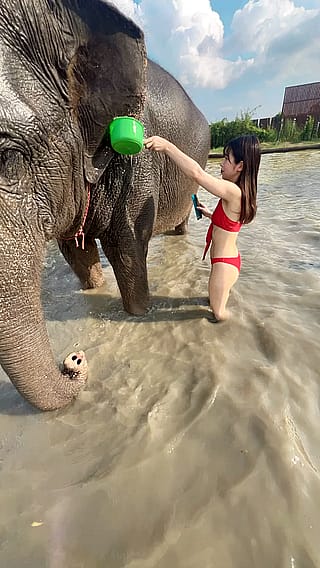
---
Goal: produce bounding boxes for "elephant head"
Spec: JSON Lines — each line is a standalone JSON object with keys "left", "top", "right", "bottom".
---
{"left": 0, "top": 0, "right": 147, "bottom": 409}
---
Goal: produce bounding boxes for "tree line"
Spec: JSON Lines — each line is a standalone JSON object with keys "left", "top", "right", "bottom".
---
{"left": 210, "top": 111, "right": 320, "bottom": 149}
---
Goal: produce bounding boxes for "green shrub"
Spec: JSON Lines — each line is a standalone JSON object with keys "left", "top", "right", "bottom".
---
{"left": 210, "top": 110, "right": 277, "bottom": 148}
{"left": 277, "top": 118, "right": 302, "bottom": 142}
{"left": 300, "top": 115, "right": 315, "bottom": 141}
{"left": 209, "top": 109, "right": 319, "bottom": 148}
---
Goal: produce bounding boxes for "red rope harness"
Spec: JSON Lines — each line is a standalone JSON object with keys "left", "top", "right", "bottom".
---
{"left": 63, "top": 184, "right": 90, "bottom": 250}
{"left": 74, "top": 184, "right": 90, "bottom": 249}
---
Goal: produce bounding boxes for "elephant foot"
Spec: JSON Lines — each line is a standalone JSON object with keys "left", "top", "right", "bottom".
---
{"left": 62, "top": 350, "right": 88, "bottom": 381}
{"left": 174, "top": 218, "right": 188, "bottom": 234}
{"left": 124, "top": 299, "right": 150, "bottom": 316}
{"left": 81, "top": 263, "right": 105, "bottom": 289}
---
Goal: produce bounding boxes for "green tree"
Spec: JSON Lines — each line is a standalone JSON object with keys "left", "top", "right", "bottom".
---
{"left": 209, "top": 108, "right": 276, "bottom": 149}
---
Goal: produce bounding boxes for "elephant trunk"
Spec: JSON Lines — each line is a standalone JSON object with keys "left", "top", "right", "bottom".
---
{"left": 0, "top": 233, "right": 87, "bottom": 411}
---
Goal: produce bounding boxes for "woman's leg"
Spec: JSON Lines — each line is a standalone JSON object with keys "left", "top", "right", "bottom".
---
{"left": 208, "top": 262, "right": 239, "bottom": 320}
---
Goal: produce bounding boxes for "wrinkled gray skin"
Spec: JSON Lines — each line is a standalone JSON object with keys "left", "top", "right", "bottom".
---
{"left": 0, "top": 0, "right": 210, "bottom": 410}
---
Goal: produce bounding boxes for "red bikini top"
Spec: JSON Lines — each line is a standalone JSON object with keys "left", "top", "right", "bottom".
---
{"left": 202, "top": 199, "right": 242, "bottom": 260}
{"left": 212, "top": 199, "right": 242, "bottom": 232}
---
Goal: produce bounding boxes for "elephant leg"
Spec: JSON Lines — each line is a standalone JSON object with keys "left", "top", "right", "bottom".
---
{"left": 101, "top": 235, "right": 150, "bottom": 315}
{"left": 58, "top": 237, "right": 104, "bottom": 289}
{"left": 174, "top": 217, "right": 189, "bottom": 235}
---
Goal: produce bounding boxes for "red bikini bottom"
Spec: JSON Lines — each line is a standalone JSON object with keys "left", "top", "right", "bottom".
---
{"left": 211, "top": 253, "right": 241, "bottom": 273}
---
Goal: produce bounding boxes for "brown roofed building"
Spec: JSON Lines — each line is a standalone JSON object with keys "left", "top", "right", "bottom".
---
{"left": 282, "top": 82, "right": 320, "bottom": 127}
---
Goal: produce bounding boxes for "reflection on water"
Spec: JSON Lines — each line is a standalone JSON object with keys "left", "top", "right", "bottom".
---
{"left": 0, "top": 150, "right": 319, "bottom": 567}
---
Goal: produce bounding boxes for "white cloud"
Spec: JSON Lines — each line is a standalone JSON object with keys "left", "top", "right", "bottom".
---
{"left": 231, "top": 0, "right": 317, "bottom": 54}
{"left": 230, "top": 0, "right": 320, "bottom": 89}
{"left": 108, "top": 0, "right": 320, "bottom": 93}
{"left": 109, "top": 0, "right": 253, "bottom": 89}
{"left": 107, "top": 0, "right": 141, "bottom": 23}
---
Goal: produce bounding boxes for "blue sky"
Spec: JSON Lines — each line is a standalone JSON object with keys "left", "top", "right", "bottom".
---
{"left": 111, "top": 0, "right": 320, "bottom": 122}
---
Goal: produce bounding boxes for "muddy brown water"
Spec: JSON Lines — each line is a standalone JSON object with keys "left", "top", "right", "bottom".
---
{"left": 0, "top": 150, "right": 319, "bottom": 567}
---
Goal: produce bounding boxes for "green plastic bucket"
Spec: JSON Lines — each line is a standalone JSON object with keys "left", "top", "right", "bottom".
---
{"left": 109, "top": 116, "right": 144, "bottom": 155}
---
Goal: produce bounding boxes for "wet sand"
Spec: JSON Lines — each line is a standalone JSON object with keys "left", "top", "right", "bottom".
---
{"left": 0, "top": 150, "right": 319, "bottom": 567}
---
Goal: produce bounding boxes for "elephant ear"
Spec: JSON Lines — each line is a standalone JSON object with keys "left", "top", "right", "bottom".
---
{"left": 3, "top": 0, "right": 146, "bottom": 183}
{"left": 63, "top": 0, "right": 147, "bottom": 182}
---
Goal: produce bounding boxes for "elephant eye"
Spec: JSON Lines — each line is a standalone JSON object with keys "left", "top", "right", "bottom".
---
{"left": 0, "top": 148, "right": 27, "bottom": 183}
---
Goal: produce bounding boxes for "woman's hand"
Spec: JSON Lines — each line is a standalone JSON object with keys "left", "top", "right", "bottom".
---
{"left": 197, "top": 202, "right": 212, "bottom": 219}
{"left": 144, "top": 136, "right": 169, "bottom": 153}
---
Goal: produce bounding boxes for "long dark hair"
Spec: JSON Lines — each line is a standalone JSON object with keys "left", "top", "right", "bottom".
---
{"left": 224, "top": 135, "right": 261, "bottom": 224}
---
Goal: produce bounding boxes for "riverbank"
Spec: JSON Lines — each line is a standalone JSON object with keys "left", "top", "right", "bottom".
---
{"left": 208, "top": 141, "right": 320, "bottom": 158}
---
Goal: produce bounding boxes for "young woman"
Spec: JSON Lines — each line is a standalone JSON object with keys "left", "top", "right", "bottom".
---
{"left": 144, "top": 134, "right": 261, "bottom": 321}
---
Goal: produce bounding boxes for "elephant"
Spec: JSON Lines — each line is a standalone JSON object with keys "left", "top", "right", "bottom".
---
{"left": 0, "top": 0, "right": 210, "bottom": 411}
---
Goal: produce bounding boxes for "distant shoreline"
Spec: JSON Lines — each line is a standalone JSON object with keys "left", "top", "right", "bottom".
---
{"left": 208, "top": 142, "right": 320, "bottom": 159}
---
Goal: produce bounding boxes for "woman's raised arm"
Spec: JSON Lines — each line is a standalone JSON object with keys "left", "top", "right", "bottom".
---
{"left": 144, "top": 136, "right": 240, "bottom": 202}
